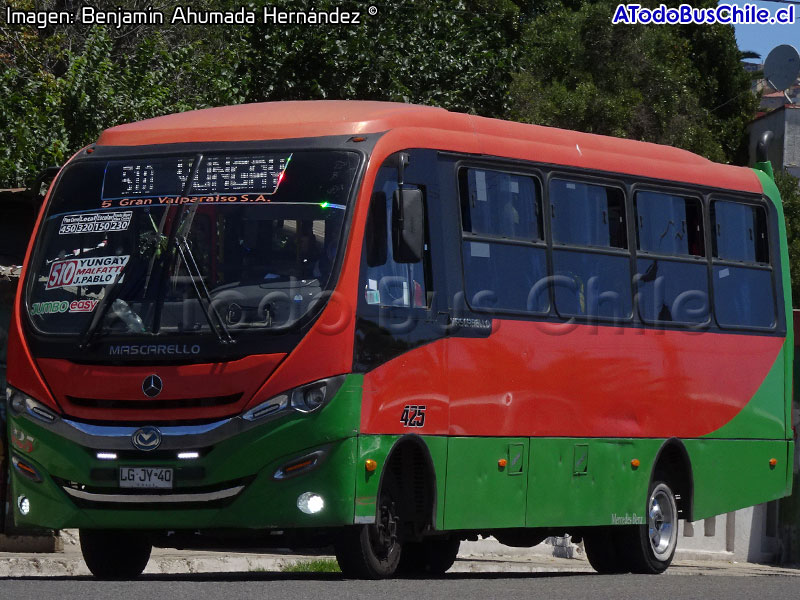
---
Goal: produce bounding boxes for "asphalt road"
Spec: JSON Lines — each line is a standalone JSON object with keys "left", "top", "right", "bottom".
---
{"left": 4, "top": 572, "right": 800, "bottom": 600}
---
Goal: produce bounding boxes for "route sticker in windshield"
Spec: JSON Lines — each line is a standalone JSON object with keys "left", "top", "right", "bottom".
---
{"left": 46, "top": 255, "right": 129, "bottom": 290}
{"left": 59, "top": 211, "right": 133, "bottom": 234}
{"left": 30, "top": 299, "right": 99, "bottom": 315}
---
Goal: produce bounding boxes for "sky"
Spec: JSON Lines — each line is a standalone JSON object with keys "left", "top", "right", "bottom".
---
{"left": 724, "top": 0, "right": 800, "bottom": 61}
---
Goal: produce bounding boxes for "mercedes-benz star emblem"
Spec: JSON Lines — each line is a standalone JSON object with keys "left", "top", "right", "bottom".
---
{"left": 142, "top": 374, "right": 163, "bottom": 398}
{"left": 131, "top": 426, "right": 162, "bottom": 452}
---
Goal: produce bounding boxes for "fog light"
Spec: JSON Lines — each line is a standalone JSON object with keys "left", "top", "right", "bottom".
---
{"left": 297, "top": 492, "right": 324, "bottom": 514}
{"left": 17, "top": 495, "right": 30, "bottom": 516}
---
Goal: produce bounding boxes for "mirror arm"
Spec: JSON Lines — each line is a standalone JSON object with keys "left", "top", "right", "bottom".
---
{"left": 396, "top": 152, "right": 410, "bottom": 224}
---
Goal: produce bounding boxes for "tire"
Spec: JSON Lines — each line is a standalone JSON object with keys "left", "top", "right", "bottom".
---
{"left": 80, "top": 529, "right": 152, "bottom": 579}
{"left": 583, "top": 527, "right": 628, "bottom": 574}
{"left": 617, "top": 480, "right": 678, "bottom": 574}
{"left": 335, "top": 475, "right": 403, "bottom": 579}
{"left": 398, "top": 537, "right": 460, "bottom": 576}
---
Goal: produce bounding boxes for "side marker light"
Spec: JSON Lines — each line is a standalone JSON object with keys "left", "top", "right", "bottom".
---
{"left": 498, "top": 458, "right": 508, "bottom": 468}
{"left": 769, "top": 458, "right": 778, "bottom": 468}
{"left": 365, "top": 459, "right": 377, "bottom": 472}
{"left": 631, "top": 459, "right": 640, "bottom": 469}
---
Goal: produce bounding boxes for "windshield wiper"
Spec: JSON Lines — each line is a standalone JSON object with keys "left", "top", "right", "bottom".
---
{"left": 175, "top": 234, "right": 235, "bottom": 344}
{"left": 78, "top": 262, "right": 133, "bottom": 349}
{"left": 154, "top": 154, "right": 235, "bottom": 345}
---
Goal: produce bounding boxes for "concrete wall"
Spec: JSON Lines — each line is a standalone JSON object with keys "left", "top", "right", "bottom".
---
{"left": 678, "top": 504, "right": 780, "bottom": 563}
{"left": 748, "top": 107, "right": 786, "bottom": 168}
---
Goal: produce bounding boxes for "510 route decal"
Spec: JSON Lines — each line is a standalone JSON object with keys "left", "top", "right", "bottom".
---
{"left": 46, "top": 255, "right": 129, "bottom": 290}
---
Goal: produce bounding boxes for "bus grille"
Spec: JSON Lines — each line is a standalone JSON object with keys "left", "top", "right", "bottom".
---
{"left": 64, "top": 393, "right": 243, "bottom": 411}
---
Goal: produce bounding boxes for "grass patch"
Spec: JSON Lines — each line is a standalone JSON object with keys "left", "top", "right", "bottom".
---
{"left": 281, "top": 558, "right": 341, "bottom": 573}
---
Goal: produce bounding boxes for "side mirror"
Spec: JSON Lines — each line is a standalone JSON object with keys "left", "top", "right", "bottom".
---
{"left": 31, "top": 165, "right": 61, "bottom": 206}
{"left": 392, "top": 187, "right": 424, "bottom": 263}
{"left": 365, "top": 191, "right": 388, "bottom": 267}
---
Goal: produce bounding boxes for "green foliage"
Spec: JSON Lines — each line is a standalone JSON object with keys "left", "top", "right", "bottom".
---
{"left": 0, "top": 0, "right": 760, "bottom": 189}
{"left": 0, "top": 0, "right": 247, "bottom": 188}
{"left": 776, "top": 169, "right": 800, "bottom": 306}
{"left": 240, "top": 0, "right": 518, "bottom": 116}
{"left": 509, "top": 0, "right": 756, "bottom": 163}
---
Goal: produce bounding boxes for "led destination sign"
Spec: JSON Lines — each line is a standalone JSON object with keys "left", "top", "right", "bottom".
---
{"left": 101, "top": 154, "right": 292, "bottom": 201}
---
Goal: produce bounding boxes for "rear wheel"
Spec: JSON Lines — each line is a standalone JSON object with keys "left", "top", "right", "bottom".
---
{"left": 398, "top": 536, "right": 460, "bottom": 576}
{"left": 618, "top": 480, "right": 678, "bottom": 574}
{"left": 80, "top": 529, "right": 152, "bottom": 579}
{"left": 335, "top": 475, "right": 403, "bottom": 579}
{"left": 583, "top": 527, "right": 628, "bottom": 574}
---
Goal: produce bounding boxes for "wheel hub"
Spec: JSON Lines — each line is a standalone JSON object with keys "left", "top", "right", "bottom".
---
{"left": 648, "top": 486, "right": 676, "bottom": 559}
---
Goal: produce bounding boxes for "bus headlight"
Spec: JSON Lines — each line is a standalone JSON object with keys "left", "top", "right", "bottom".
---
{"left": 242, "top": 375, "right": 346, "bottom": 422}
{"left": 7, "top": 388, "right": 59, "bottom": 424}
{"left": 291, "top": 382, "right": 328, "bottom": 413}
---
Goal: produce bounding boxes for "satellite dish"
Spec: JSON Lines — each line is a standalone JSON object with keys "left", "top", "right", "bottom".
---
{"left": 764, "top": 44, "right": 800, "bottom": 91}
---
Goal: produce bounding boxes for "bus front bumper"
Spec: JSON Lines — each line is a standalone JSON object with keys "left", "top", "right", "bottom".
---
{"left": 7, "top": 409, "right": 360, "bottom": 531}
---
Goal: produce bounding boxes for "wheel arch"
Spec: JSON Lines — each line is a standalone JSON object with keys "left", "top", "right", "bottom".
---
{"left": 378, "top": 434, "right": 438, "bottom": 535}
{"left": 650, "top": 437, "right": 694, "bottom": 522}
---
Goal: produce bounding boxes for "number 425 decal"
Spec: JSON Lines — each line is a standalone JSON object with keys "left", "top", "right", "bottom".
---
{"left": 400, "top": 405, "right": 426, "bottom": 428}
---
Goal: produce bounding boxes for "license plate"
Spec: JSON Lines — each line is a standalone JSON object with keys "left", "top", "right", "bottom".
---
{"left": 119, "top": 467, "right": 174, "bottom": 489}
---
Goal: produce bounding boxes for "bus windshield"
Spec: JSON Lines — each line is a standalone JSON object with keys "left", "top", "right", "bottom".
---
{"left": 25, "top": 150, "right": 360, "bottom": 341}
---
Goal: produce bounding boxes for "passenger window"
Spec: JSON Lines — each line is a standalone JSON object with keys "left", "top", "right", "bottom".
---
{"left": 552, "top": 251, "right": 632, "bottom": 319}
{"left": 710, "top": 200, "right": 775, "bottom": 329}
{"left": 460, "top": 169, "right": 543, "bottom": 241}
{"left": 635, "top": 259, "right": 709, "bottom": 324}
{"left": 459, "top": 167, "right": 548, "bottom": 314}
{"left": 635, "top": 192, "right": 704, "bottom": 256}
{"left": 713, "top": 266, "right": 775, "bottom": 329}
{"left": 711, "top": 201, "right": 769, "bottom": 263}
{"left": 550, "top": 180, "right": 626, "bottom": 248}
{"left": 363, "top": 165, "right": 429, "bottom": 308}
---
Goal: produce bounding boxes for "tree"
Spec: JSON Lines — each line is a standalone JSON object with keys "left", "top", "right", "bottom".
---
{"left": 240, "top": 0, "right": 520, "bottom": 117}
{"left": 0, "top": 0, "right": 246, "bottom": 188}
{"left": 509, "top": 0, "right": 756, "bottom": 164}
{"left": 776, "top": 169, "right": 800, "bottom": 305}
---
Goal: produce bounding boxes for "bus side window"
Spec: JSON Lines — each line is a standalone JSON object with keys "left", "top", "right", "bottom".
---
{"left": 634, "top": 192, "right": 709, "bottom": 325}
{"left": 459, "top": 168, "right": 548, "bottom": 314}
{"left": 711, "top": 200, "right": 775, "bottom": 329}
{"left": 363, "top": 166, "right": 429, "bottom": 308}
{"left": 550, "top": 179, "right": 631, "bottom": 320}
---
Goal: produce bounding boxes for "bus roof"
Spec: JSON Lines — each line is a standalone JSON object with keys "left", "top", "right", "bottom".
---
{"left": 96, "top": 100, "right": 761, "bottom": 194}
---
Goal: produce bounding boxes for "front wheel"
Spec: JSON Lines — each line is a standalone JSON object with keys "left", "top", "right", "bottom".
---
{"left": 398, "top": 536, "right": 460, "bottom": 576}
{"left": 335, "top": 476, "right": 402, "bottom": 579}
{"left": 618, "top": 480, "right": 678, "bottom": 574}
{"left": 80, "top": 529, "right": 152, "bottom": 579}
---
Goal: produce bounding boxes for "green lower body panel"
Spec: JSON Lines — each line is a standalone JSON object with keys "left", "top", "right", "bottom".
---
{"left": 10, "top": 398, "right": 791, "bottom": 532}
{"left": 525, "top": 438, "right": 659, "bottom": 528}
{"left": 684, "top": 438, "right": 790, "bottom": 520}
{"left": 444, "top": 437, "right": 529, "bottom": 529}
{"left": 439, "top": 436, "right": 791, "bottom": 530}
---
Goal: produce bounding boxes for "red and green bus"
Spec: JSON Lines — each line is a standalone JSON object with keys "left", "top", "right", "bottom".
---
{"left": 4, "top": 101, "right": 793, "bottom": 578}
